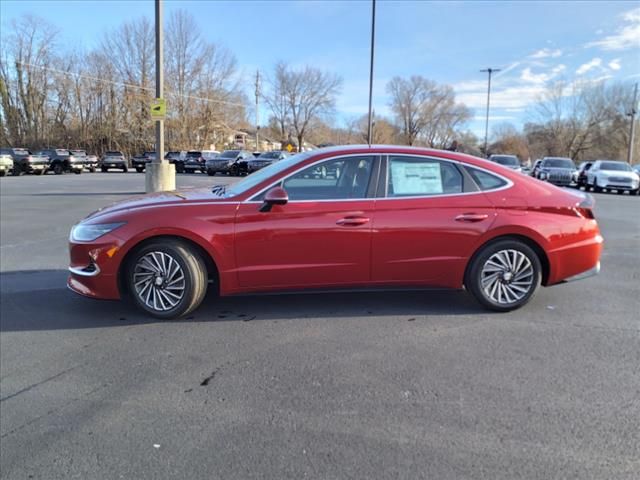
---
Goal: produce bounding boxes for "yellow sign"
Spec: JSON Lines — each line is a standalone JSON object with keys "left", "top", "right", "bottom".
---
{"left": 286, "top": 143, "right": 294, "bottom": 153}
{"left": 150, "top": 98, "right": 166, "bottom": 119}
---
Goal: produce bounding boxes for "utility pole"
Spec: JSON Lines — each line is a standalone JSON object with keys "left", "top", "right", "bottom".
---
{"left": 627, "top": 82, "right": 638, "bottom": 165}
{"left": 146, "top": 0, "right": 175, "bottom": 193}
{"left": 255, "top": 70, "right": 260, "bottom": 151}
{"left": 366, "top": 0, "right": 376, "bottom": 146}
{"left": 480, "top": 67, "right": 501, "bottom": 156}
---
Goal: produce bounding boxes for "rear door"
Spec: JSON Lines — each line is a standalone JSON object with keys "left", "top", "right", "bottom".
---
{"left": 234, "top": 155, "right": 379, "bottom": 290}
{"left": 371, "top": 155, "right": 498, "bottom": 289}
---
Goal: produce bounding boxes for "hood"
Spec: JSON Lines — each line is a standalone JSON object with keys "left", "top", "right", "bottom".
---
{"left": 598, "top": 170, "right": 638, "bottom": 178}
{"left": 84, "top": 187, "right": 229, "bottom": 221}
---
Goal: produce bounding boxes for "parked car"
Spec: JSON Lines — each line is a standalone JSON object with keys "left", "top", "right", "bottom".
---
{"left": 0, "top": 153, "right": 13, "bottom": 176}
{"left": 100, "top": 151, "right": 128, "bottom": 172}
{"left": 184, "top": 151, "right": 205, "bottom": 173}
{"left": 0, "top": 147, "right": 48, "bottom": 175}
{"left": 206, "top": 149, "right": 253, "bottom": 176}
{"left": 38, "top": 148, "right": 83, "bottom": 174}
{"left": 85, "top": 154, "right": 99, "bottom": 172}
{"left": 535, "top": 157, "right": 577, "bottom": 186}
{"left": 132, "top": 151, "right": 155, "bottom": 173}
{"left": 586, "top": 160, "right": 639, "bottom": 194}
{"left": 530, "top": 159, "right": 542, "bottom": 177}
{"left": 247, "top": 150, "right": 290, "bottom": 173}
{"left": 68, "top": 145, "right": 603, "bottom": 319}
{"left": 69, "top": 149, "right": 90, "bottom": 173}
{"left": 633, "top": 165, "right": 640, "bottom": 195}
{"left": 488, "top": 154, "right": 522, "bottom": 173}
{"left": 164, "top": 151, "right": 185, "bottom": 173}
{"left": 575, "top": 161, "right": 593, "bottom": 189}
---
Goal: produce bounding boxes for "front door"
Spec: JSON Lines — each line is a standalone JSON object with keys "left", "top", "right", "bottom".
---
{"left": 234, "top": 155, "right": 378, "bottom": 290}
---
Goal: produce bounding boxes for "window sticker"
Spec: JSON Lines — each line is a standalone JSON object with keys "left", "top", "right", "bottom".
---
{"left": 390, "top": 161, "right": 443, "bottom": 195}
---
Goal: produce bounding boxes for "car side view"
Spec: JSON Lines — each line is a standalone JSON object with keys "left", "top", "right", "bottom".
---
{"left": 68, "top": 145, "right": 603, "bottom": 319}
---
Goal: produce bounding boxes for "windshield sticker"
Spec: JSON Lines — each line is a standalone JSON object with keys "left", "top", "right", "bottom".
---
{"left": 391, "top": 161, "right": 443, "bottom": 195}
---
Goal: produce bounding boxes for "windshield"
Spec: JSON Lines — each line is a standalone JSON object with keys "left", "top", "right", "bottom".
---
{"left": 105, "top": 151, "right": 122, "bottom": 156}
{"left": 220, "top": 150, "right": 240, "bottom": 158}
{"left": 492, "top": 155, "right": 519, "bottom": 166}
{"left": 56, "top": 149, "right": 70, "bottom": 155}
{"left": 600, "top": 161, "right": 631, "bottom": 171}
{"left": 70, "top": 150, "right": 86, "bottom": 156}
{"left": 186, "top": 152, "right": 201, "bottom": 158}
{"left": 13, "top": 148, "right": 29, "bottom": 156}
{"left": 544, "top": 158, "right": 575, "bottom": 169}
{"left": 257, "top": 151, "right": 281, "bottom": 159}
{"left": 223, "top": 151, "right": 313, "bottom": 198}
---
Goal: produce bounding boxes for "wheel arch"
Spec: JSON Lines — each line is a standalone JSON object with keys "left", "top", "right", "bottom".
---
{"left": 464, "top": 233, "right": 551, "bottom": 287}
{"left": 117, "top": 234, "right": 220, "bottom": 299}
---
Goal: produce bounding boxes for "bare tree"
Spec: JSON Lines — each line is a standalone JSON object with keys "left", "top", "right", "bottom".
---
{"left": 273, "top": 63, "right": 342, "bottom": 149}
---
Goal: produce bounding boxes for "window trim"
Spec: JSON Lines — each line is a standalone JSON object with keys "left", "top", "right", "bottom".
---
{"left": 246, "top": 153, "right": 382, "bottom": 203}
{"left": 377, "top": 154, "right": 511, "bottom": 200}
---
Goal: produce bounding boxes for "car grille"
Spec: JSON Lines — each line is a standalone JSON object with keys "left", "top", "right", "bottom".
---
{"left": 548, "top": 172, "right": 572, "bottom": 183}
{"left": 608, "top": 177, "right": 630, "bottom": 183}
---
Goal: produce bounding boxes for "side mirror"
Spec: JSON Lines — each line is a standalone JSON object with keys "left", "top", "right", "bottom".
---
{"left": 259, "top": 186, "right": 289, "bottom": 212}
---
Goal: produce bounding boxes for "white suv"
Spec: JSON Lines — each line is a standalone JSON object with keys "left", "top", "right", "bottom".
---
{"left": 587, "top": 160, "right": 639, "bottom": 194}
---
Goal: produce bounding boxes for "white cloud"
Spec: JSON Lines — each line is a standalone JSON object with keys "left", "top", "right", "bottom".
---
{"left": 457, "top": 85, "right": 546, "bottom": 110}
{"left": 576, "top": 58, "right": 603, "bottom": 75}
{"left": 586, "top": 7, "right": 640, "bottom": 50}
{"left": 521, "top": 67, "right": 550, "bottom": 84}
{"left": 608, "top": 58, "right": 622, "bottom": 71}
{"left": 530, "top": 48, "right": 562, "bottom": 59}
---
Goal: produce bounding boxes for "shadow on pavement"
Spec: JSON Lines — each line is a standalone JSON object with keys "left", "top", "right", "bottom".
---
{"left": 0, "top": 269, "right": 484, "bottom": 332}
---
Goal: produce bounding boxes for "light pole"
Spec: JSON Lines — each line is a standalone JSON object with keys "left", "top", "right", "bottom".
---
{"left": 146, "top": 0, "right": 175, "bottom": 193}
{"left": 627, "top": 82, "right": 638, "bottom": 165}
{"left": 366, "top": 0, "right": 376, "bottom": 146}
{"left": 480, "top": 67, "right": 500, "bottom": 156}
{"left": 255, "top": 70, "right": 261, "bottom": 151}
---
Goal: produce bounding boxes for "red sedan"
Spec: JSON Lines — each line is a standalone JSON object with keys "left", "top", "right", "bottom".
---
{"left": 68, "top": 146, "right": 602, "bottom": 319}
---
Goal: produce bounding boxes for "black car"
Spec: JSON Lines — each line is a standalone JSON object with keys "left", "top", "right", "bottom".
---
{"left": 100, "top": 151, "right": 128, "bottom": 172}
{"left": 246, "top": 150, "right": 290, "bottom": 173}
{"left": 132, "top": 151, "right": 155, "bottom": 173}
{"left": 206, "top": 149, "right": 254, "bottom": 176}
{"left": 38, "top": 148, "right": 83, "bottom": 174}
{"left": 183, "top": 151, "right": 205, "bottom": 173}
{"left": 575, "top": 161, "right": 593, "bottom": 189}
{"left": 0, "top": 147, "right": 48, "bottom": 175}
{"left": 165, "top": 151, "right": 185, "bottom": 173}
{"left": 535, "top": 157, "right": 577, "bottom": 186}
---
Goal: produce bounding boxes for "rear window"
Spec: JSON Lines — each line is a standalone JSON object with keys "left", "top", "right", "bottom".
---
{"left": 220, "top": 150, "right": 240, "bottom": 158}
{"left": 13, "top": 148, "right": 29, "bottom": 155}
{"left": 466, "top": 166, "right": 508, "bottom": 191}
{"left": 492, "top": 155, "right": 519, "bottom": 166}
{"left": 105, "top": 151, "right": 122, "bottom": 156}
{"left": 56, "top": 149, "right": 69, "bottom": 155}
{"left": 387, "top": 156, "right": 463, "bottom": 196}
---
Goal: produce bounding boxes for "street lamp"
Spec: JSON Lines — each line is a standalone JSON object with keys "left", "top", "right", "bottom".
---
{"left": 366, "top": 0, "right": 376, "bottom": 145}
{"left": 480, "top": 67, "right": 501, "bottom": 156}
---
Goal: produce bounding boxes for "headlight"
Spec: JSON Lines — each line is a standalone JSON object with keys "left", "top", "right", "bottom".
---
{"left": 71, "top": 222, "right": 125, "bottom": 242}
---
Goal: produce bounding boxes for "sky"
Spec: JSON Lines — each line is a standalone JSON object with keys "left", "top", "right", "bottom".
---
{"left": 2, "top": 0, "right": 639, "bottom": 139}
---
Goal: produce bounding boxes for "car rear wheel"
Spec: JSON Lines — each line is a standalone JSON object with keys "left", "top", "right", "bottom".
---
{"left": 126, "top": 241, "right": 208, "bottom": 319}
{"left": 466, "top": 239, "right": 542, "bottom": 312}
{"left": 136, "top": 167, "right": 144, "bottom": 173}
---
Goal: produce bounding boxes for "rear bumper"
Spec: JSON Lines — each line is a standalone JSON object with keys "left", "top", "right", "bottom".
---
{"left": 547, "top": 231, "right": 603, "bottom": 285}
{"left": 561, "top": 261, "right": 600, "bottom": 283}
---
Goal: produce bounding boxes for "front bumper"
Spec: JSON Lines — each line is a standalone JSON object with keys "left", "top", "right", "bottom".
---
{"left": 102, "top": 161, "right": 126, "bottom": 168}
{"left": 68, "top": 235, "right": 124, "bottom": 300}
{"left": 26, "top": 163, "right": 48, "bottom": 173}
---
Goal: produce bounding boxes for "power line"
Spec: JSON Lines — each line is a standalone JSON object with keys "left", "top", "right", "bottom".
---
{"left": 15, "top": 61, "right": 247, "bottom": 108}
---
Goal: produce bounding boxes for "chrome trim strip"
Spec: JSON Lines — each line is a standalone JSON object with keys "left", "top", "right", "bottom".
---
{"left": 68, "top": 263, "right": 101, "bottom": 277}
{"left": 562, "top": 261, "right": 600, "bottom": 283}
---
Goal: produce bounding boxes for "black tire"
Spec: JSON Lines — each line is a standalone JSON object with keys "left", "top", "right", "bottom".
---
{"left": 126, "top": 240, "right": 208, "bottom": 319}
{"left": 465, "top": 239, "right": 542, "bottom": 312}
{"left": 35, "top": 169, "right": 44, "bottom": 175}
{"left": 207, "top": 170, "right": 215, "bottom": 176}
{"left": 123, "top": 166, "right": 128, "bottom": 173}
{"left": 74, "top": 169, "right": 82, "bottom": 175}
{"left": 89, "top": 167, "right": 96, "bottom": 173}
{"left": 176, "top": 164, "right": 185, "bottom": 174}
{"left": 53, "top": 163, "right": 63, "bottom": 175}
{"left": 136, "top": 167, "right": 144, "bottom": 173}
{"left": 230, "top": 165, "right": 239, "bottom": 176}
{"left": 101, "top": 167, "right": 108, "bottom": 173}
{"left": 0, "top": 171, "right": 5, "bottom": 177}
{"left": 12, "top": 165, "right": 23, "bottom": 176}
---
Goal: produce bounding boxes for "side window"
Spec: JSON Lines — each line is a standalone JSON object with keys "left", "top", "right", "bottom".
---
{"left": 282, "top": 156, "right": 374, "bottom": 201}
{"left": 465, "top": 166, "right": 508, "bottom": 191}
{"left": 387, "top": 156, "right": 463, "bottom": 197}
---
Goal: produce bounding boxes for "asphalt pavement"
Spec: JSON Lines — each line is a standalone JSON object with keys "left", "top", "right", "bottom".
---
{"left": 1, "top": 172, "right": 639, "bottom": 479}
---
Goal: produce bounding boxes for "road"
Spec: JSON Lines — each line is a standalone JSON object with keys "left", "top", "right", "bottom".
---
{"left": 1, "top": 172, "right": 639, "bottom": 479}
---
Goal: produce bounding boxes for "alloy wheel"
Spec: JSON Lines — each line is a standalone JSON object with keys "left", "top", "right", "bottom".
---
{"left": 480, "top": 249, "right": 534, "bottom": 305}
{"left": 133, "top": 251, "right": 186, "bottom": 312}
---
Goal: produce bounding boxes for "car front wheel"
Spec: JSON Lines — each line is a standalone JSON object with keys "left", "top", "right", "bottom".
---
{"left": 126, "top": 241, "right": 208, "bottom": 319}
{"left": 466, "top": 239, "right": 542, "bottom": 312}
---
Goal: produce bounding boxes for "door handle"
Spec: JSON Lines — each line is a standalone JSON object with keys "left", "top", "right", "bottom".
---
{"left": 455, "top": 213, "right": 489, "bottom": 222}
{"left": 336, "top": 216, "right": 370, "bottom": 226}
